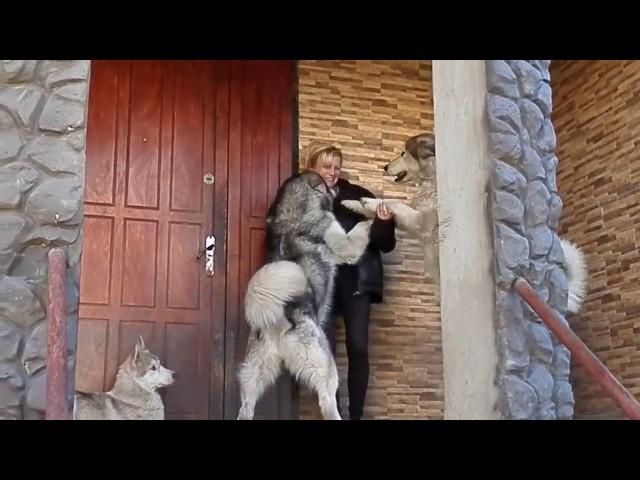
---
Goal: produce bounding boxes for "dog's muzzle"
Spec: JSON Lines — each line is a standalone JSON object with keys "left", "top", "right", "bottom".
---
{"left": 394, "top": 171, "right": 408, "bottom": 182}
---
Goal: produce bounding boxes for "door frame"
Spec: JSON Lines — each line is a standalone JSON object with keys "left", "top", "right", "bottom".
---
{"left": 219, "top": 60, "right": 301, "bottom": 419}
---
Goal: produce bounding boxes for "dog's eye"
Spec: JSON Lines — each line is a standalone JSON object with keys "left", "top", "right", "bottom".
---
{"left": 151, "top": 365, "right": 157, "bottom": 371}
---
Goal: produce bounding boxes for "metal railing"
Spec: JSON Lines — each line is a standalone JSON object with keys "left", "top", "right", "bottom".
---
{"left": 513, "top": 277, "right": 640, "bottom": 420}
{"left": 45, "top": 248, "right": 70, "bottom": 420}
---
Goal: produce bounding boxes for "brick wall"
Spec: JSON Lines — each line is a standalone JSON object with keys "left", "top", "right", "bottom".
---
{"left": 296, "top": 60, "right": 443, "bottom": 419}
{"left": 552, "top": 60, "right": 640, "bottom": 417}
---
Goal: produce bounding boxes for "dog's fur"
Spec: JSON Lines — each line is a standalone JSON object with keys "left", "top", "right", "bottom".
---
{"left": 73, "top": 337, "right": 175, "bottom": 420}
{"left": 237, "top": 170, "right": 372, "bottom": 420}
{"left": 342, "top": 132, "right": 589, "bottom": 314}
{"left": 558, "top": 238, "right": 588, "bottom": 314}
{"left": 342, "top": 133, "right": 442, "bottom": 281}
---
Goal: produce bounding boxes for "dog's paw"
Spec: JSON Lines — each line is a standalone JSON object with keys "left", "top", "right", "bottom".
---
{"left": 350, "top": 219, "right": 372, "bottom": 239}
{"left": 341, "top": 199, "right": 374, "bottom": 218}
{"left": 237, "top": 407, "right": 254, "bottom": 420}
{"left": 331, "top": 220, "right": 371, "bottom": 265}
{"left": 348, "top": 219, "right": 372, "bottom": 252}
{"left": 325, "top": 410, "right": 342, "bottom": 420}
{"left": 360, "top": 197, "right": 382, "bottom": 212}
{"left": 341, "top": 199, "right": 365, "bottom": 211}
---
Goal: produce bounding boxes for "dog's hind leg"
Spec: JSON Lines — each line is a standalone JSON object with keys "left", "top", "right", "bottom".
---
{"left": 282, "top": 324, "right": 341, "bottom": 420}
{"left": 316, "top": 357, "right": 341, "bottom": 421}
{"left": 237, "top": 335, "right": 280, "bottom": 420}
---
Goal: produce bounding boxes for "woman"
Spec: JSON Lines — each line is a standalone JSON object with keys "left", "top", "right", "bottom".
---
{"left": 303, "top": 141, "right": 396, "bottom": 420}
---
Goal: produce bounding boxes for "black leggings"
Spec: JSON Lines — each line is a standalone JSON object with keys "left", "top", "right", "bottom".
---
{"left": 324, "top": 277, "right": 371, "bottom": 420}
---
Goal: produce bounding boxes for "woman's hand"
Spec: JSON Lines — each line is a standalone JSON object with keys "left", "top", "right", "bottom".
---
{"left": 376, "top": 201, "right": 393, "bottom": 220}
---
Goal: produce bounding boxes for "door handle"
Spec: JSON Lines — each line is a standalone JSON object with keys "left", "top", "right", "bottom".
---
{"left": 197, "top": 235, "right": 216, "bottom": 277}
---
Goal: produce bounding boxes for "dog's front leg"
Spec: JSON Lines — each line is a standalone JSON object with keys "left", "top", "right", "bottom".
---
{"left": 342, "top": 198, "right": 425, "bottom": 237}
{"left": 384, "top": 201, "right": 424, "bottom": 235}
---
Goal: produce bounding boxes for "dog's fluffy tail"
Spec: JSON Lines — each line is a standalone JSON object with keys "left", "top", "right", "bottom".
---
{"left": 560, "top": 238, "right": 588, "bottom": 314}
{"left": 244, "top": 260, "right": 309, "bottom": 330}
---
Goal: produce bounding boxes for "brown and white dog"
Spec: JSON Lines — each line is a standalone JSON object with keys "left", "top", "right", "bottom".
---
{"left": 341, "top": 133, "right": 442, "bottom": 281}
{"left": 342, "top": 132, "right": 588, "bottom": 311}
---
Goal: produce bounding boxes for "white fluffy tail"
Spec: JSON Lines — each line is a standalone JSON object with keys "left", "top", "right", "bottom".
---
{"left": 560, "top": 238, "right": 588, "bottom": 314}
{"left": 244, "top": 261, "right": 309, "bottom": 330}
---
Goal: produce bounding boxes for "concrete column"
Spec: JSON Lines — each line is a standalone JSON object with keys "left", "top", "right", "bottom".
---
{"left": 432, "top": 60, "right": 499, "bottom": 419}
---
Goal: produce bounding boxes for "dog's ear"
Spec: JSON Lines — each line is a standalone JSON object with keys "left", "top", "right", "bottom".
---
{"left": 303, "top": 170, "right": 328, "bottom": 192}
{"left": 405, "top": 133, "right": 435, "bottom": 161}
{"left": 133, "top": 336, "right": 146, "bottom": 363}
{"left": 405, "top": 136, "right": 419, "bottom": 160}
{"left": 304, "top": 170, "right": 321, "bottom": 186}
{"left": 416, "top": 134, "right": 436, "bottom": 162}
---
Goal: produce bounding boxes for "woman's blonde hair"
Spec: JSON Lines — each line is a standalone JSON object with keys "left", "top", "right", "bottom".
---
{"left": 301, "top": 141, "right": 343, "bottom": 170}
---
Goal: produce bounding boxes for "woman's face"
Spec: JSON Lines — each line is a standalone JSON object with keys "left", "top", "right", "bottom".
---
{"left": 311, "top": 153, "right": 342, "bottom": 189}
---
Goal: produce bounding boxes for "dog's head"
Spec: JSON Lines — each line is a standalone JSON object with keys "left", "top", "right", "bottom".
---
{"left": 266, "top": 170, "right": 334, "bottom": 228}
{"left": 384, "top": 133, "right": 436, "bottom": 185}
{"left": 126, "top": 336, "right": 176, "bottom": 392}
{"left": 298, "top": 170, "right": 333, "bottom": 210}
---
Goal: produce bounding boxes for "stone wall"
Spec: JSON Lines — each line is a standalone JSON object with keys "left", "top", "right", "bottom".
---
{"left": 0, "top": 60, "right": 89, "bottom": 419}
{"left": 486, "top": 60, "right": 575, "bottom": 419}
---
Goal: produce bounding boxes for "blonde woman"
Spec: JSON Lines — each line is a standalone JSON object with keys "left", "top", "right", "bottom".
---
{"left": 303, "top": 142, "right": 396, "bottom": 420}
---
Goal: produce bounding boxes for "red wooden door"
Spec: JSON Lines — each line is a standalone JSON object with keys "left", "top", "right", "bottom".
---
{"left": 75, "top": 60, "right": 296, "bottom": 419}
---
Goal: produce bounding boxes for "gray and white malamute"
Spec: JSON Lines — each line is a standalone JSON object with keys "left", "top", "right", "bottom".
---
{"left": 237, "top": 170, "right": 372, "bottom": 420}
